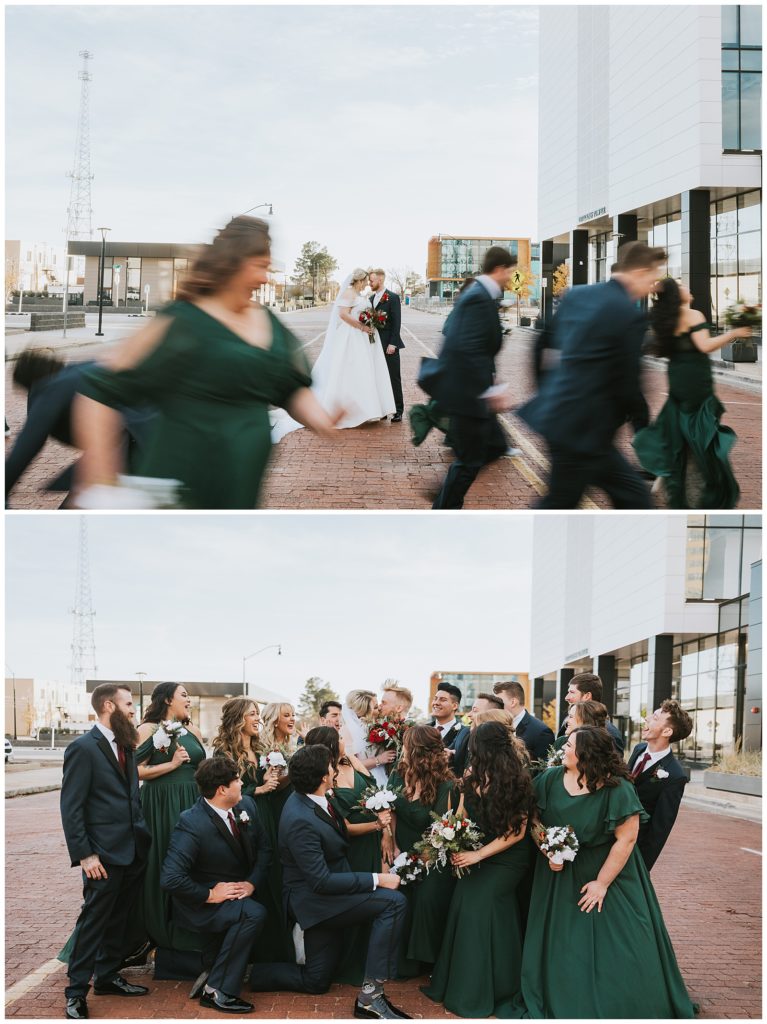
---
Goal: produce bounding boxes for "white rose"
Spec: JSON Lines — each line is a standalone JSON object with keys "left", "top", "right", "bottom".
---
{"left": 392, "top": 852, "right": 409, "bottom": 870}
{"left": 153, "top": 727, "right": 171, "bottom": 750}
{"left": 560, "top": 847, "right": 576, "bottom": 862}
{"left": 239, "top": 810, "right": 250, "bottom": 824}
{"left": 442, "top": 826, "right": 456, "bottom": 841}
{"left": 549, "top": 852, "right": 565, "bottom": 865}
{"left": 655, "top": 768, "right": 669, "bottom": 779}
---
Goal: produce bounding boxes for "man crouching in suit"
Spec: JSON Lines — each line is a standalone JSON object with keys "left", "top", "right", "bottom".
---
{"left": 249, "top": 744, "right": 411, "bottom": 1019}
{"left": 627, "top": 700, "right": 693, "bottom": 871}
{"left": 160, "top": 757, "right": 271, "bottom": 1014}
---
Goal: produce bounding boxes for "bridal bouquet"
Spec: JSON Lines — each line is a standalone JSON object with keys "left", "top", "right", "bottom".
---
{"left": 391, "top": 850, "right": 429, "bottom": 887}
{"left": 367, "top": 716, "right": 412, "bottom": 757}
{"left": 537, "top": 824, "right": 579, "bottom": 864}
{"left": 153, "top": 720, "right": 188, "bottom": 753}
{"left": 359, "top": 307, "right": 388, "bottom": 343}
{"left": 532, "top": 744, "right": 566, "bottom": 771}
{"left": 354, "top": 781, "right": 399, "bottom": 814}
{"left": 259, "top": 749, "right": 289, "bottom": 773}
{"left": 413, "top": 809, "right": 484, "bottom": 878}
{"left": 724, "top": 302, "right": 761, "bottom": 329}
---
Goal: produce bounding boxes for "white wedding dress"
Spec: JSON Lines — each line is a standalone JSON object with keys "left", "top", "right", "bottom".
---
{"left": 271, "top": 284, "right": 395, "bottom": 442}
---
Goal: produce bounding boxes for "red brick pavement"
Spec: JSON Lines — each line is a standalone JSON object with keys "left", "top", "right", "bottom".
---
{"left": 4, "top": 790, "right": 761, "bottom": 1019}
{"left": 4, "top": 308, "right": 761, "bottom": 509}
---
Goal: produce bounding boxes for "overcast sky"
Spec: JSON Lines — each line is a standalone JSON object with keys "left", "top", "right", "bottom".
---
{"left": 5, "top": 4, "right": 539, "bottom": 280}
{"left": 6, "top": 513, "right": 534, "bottom": 711}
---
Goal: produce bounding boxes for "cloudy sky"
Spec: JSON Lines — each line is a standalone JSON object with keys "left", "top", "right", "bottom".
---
{"left": 5, "top": 3, "right": 539, "bottom": 280}
{"left": 6, "top": 513, "right": 534, "bottom": 712}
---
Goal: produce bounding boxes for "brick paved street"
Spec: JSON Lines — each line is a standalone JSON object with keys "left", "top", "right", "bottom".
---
{"left": 4, "top": 789, "right": 761, "bottom": 1019}
{"left": 5, "top": 307, "right": 762, "bottom": 509}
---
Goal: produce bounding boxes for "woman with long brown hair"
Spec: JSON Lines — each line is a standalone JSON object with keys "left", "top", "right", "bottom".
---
{"left": 211, "top": 698, "right": 281, "bottom": 797}
{"left": 388, "top": 725, "right": 457, "bottom": 978}
{"left": 73, "top": 216, "right": 339, "bottom": 509}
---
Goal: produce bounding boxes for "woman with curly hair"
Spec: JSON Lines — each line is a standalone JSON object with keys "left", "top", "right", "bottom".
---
{"left": 423, "top": 721, "right": 535, "bottom": 1017}
{"left": 211, "top": 698, "right": 281, "bottom": 798}
{"left": 388, "top": 725, "right": 457, "bottom": 978}
{"left": 73, "top": 216, "right": 339, "bottom": 509}
{"left": 632, "top": 277, "right": 750, "bottom": 508}
{"left": 506, "top": 726, "right": 694, "bottom": 1018}
{"left": 552, "top": 699, "right": 610, "bottom": 755}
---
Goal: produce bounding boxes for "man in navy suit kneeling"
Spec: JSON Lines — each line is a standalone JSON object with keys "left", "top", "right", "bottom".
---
{"left": 161, "top": 757, "right": 271, "bottom": 1014}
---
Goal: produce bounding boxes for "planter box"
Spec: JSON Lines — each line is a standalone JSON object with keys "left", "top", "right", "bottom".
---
{"left": 721, "top": 339, "right": 759, "bottom": 362}
{"left": 703, "top": 770, "right": 762, "bottom": 797}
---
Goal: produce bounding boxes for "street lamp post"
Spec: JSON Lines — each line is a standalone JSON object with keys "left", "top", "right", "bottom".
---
{"left": 135, "top": 671, "right": 147, "bottom": 721}
{"left": 234, "top": 202, "right": 273, "bottom": 218}
{"left": 241, "top": 644, "right": 282, "bottom": 697}
{"left": 95, "top": 227, "right": 110, "bottom": 337}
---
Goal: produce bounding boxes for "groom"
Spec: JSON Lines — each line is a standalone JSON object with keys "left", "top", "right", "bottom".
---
{"left": 368, "top": 268, "right": 404, "bottom": 421}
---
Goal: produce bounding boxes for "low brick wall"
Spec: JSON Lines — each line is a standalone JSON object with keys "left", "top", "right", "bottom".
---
{"left": 29, "top": 312, "right": 86, "bottom": 332}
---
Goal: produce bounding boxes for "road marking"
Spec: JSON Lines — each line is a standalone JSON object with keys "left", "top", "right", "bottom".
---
{"left": 5, "top": 957, "right": 65, "bottom": 1006}
{"left": 300, "top": 330, "right": 326, "bottom": 351}
{"left": 740, "top": 847, "right": 762, "bottom": 856}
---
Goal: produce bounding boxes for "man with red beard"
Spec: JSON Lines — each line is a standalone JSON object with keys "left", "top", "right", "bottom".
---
{"left": 60, "top": 683, "right": 152, "bottom": 1020}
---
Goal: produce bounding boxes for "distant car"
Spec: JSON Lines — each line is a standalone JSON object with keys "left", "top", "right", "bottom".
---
{"left": 5, "top": 738, "right": 13, "bottom": 763}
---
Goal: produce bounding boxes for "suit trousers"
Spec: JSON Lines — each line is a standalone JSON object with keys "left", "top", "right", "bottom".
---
{"left": 249, "top": 888, "right": 407, "bottom": 995}
{"left": 538, "top": 443, "right": 653, "bottom": 509}
{"left": 187, "top": 898, "right": 267, "bottom": 995}
{"left": 65, "top": 856, "right": 147, "bottom": 998}
{"left": 383, "top": 345, "right": 404, "bottom": 414}
{"left": 433, "top": 414, "right": 508, "bottom": 509}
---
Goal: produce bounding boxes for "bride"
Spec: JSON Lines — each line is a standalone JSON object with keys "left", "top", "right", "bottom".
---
{"left": 271, "top": 268, "right": 395, "bottom": 440}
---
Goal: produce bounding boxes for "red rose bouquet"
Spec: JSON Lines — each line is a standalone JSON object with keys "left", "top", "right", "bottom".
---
{"left": 359, "top": 306, "right": 388, "bottom": 343}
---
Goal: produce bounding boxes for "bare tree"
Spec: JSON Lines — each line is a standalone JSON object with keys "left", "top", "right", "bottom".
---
{"left": 387, "top": 267, "right": 425, "bottom": 299}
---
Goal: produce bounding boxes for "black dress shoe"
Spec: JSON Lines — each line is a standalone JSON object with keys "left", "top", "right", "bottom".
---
{"left": 120, "top": 939, "right": 154, "bottom": 969}
{"left": 199, "top": 989, "right": 254, "bottom": 1013}
{"left": 65, "top": 996, "right": 89, "bottom": 1019}
{"left": 354, "top": 994, "right": 412, "bottom": 1019}
{"left": 381, "top": 995, "right": 411, "bottom": 1019}
{"left": 93, "top": 974, "right": 149, "bottom": 996}
{"left": 391, "top": 413, "right": 403, "bottom": 422}
{"left": 189, "top": 970, "right": 210, "bottom": 999}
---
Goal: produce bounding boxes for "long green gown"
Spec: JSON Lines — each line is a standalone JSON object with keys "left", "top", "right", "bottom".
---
{"left": 252, "top": 765, "right": 296, "bottom": 963}
{"left": 503, "top": 767, "right": 695, "bottom": 1019}
{"left": 632, "top": 326, "right": 739, "bottom": 509}
{"left": 422, "top": 792, "right": 535, "bottom": 1018}
{"left": 78, "top": 301, "right": 312, "bottom": 509}
{"left": 328, "top": 768, "right": 382, "bottom": 985}
{"left": 388, "top": 773, "right": 457, "bottom": 978}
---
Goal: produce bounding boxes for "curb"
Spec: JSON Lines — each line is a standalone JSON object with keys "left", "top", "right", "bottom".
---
{"left": 682, "top": 792, "right": 761, "bottom": 824}
{"left": 5, "top": 784, "right": 62, "bottom": 799}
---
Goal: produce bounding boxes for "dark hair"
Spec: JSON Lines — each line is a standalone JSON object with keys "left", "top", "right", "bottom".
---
{"left": 571, "top": 700, "right": 608, "bottom": 729}
{"left": 570, "top": 672, "right": 603, "bottom": 702}
{"left": 176, "top": 216, "right": 271, "bottom": 301}
{"left": 304, "top": 726, "right": 340, "bottom": 784}
{"left": 142, "top": 682, "right": 189, "bottom": 725}
{"left": 493, "top": 680, "right": 526, "bottom": 705}
{"left": 476, "top": 692, "right": 504, "bottom": 710}
{"left": 614, "top": 240, "right": 666, "bottom": 272}
{"left": 289, "top": 743, "right": 332, "bottom": 794}
{"left": 463, "top": 721, "right": 534, "bottom": 838}
{"left": 319, "top": 700, "right": 342, "bottom": 719}
{"left": 570, "top": 726, "right": 631, "bottom": 793}
{"left": 437, "top": 682, "right": 462, "bottom": 703}
{"left": 91, "top": 683, "right": 132, "bottom": 715}
{"left": 399, "top": 725, "right": 452, "bottom": 807}
{"left": 481, "top": 246, "right": 517, "bottom": 275}
{"left": 659, "top": 699, "right": 693, "bottom": 742}
{"left": 12, "top": 348, "right": 66, "bottom": 391}
{"left": 648, "top": 278, "right": 682, "bottom": 358}
{"left": 195, "top": 756, "right": 239, "bottom": 798}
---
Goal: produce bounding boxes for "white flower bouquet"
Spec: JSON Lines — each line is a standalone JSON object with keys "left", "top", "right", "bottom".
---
{"left": 153, "top": 719, "right": 188, "bottom": 753}
{"left": 391, "top": 850, "right": 428, "bottom": 887}
{"left": 354, "top": 782, "right": 399, "bottom": 814}
{"left": 538, "top": 824, "right": 579, "bottom": 865}
{"left": 259, "top": 750, "right": 288, "bottom": 773}
{"left": 413, "top": 809, "right": 484, "bottom": 878}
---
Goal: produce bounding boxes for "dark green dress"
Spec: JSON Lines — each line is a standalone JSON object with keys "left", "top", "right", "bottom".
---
{"left": 632, "top": 326, "right": 739, "bottom": 509}
{"left": 504, "top": 767, "right": 694, "bottom": 1019}
{"left": 389, "top": 773, "right": 457, "bottom": 977}
{"left": 78, "top": 301, "right": 312, "bottom": 509}
{"left": 252, "top": 766, "right": 296, "bottom": 963}
{"left": 422, "top": 792, "right": 535, "bottom": 1018}
{"left": 328, "top": 768, "right": 382, "bottom": 985}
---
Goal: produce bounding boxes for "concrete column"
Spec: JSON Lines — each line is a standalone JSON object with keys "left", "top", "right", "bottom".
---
{"left": 533, "top": 676, "right": 545, "bottom": 719}
{"left": 570, "top": 230, "right": 589, "bottom": 286}
{"left": 681, "top": 189, "right": 711, "bottom": 321}
{"left": 595, "top": 655, "right": 616, "bottom": 716}
{"left": 648, "top": 635, "right": 674, "bottom": 710}
{"left": 613, "top": 213, "right": 638, "bottom": 247}
{"left": 743, "top": 561, "right": 762, "bottom": 752}
{"left": 558, "top": 667, "right": 575, "bottom": 730}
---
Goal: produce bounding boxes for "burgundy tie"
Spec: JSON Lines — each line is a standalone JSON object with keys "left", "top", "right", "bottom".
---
{"left": 326, "top": 801, "right": 340, "bottom": 825}
{"left": 227, "top": 811, "right": 241, "bottom": 838}
{"left": 631, "top": 752, "right": 651, "bottom": 779}
{"left": 117, "top": 746, "right": 127, "bottom": 773}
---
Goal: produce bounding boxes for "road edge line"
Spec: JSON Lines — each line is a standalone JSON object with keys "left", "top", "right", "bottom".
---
{"left": 5, "top": 957, "right": 66, "bottom": 1006}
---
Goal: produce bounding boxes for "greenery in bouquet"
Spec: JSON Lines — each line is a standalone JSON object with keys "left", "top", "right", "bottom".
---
{"left": 723, "top": 302, "right": 761, "bottom": 329}
{"left": 531, "top": 744, "right": 566, "bottom": 772}
{"left": 413, "top": 808, "right": 484, "bottom": 878}
{"left": 391, "top": 850, "right": 429, "bottom": 886}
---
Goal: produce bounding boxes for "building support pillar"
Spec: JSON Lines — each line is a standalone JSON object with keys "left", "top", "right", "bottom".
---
{"left": 595, "top": 655, "right": 616, "bottom": 716}
{"left": 743, "top": 562, "right": 762, "bottom": 752}
{"left": 648, "top": 635, "right": 674, "bottom": 711}
{"left": 681, "top": 189, "right": 711, "bottom": 321}
{"left": 570, "top": 230, "right": 588, "bottom": 286}
{"left": 558, "top": 667, "right": 575, "bottom": 731}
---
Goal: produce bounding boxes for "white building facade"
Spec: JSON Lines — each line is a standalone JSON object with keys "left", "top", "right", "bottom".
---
{"left": 538, "top": 5, "right": 761, "bottom": 328}
{"left": 529, "top": 515, "right": 761, "bottom": 764}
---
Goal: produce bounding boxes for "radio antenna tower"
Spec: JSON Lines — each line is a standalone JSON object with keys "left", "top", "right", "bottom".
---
{"left": 70, "top": 517, "right": 98, "bottom": 692}
{"left": 65, "top": 50, "right": 94, "bottom": 243}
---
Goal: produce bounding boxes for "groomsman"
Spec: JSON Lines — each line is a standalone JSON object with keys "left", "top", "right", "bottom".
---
{"left": 628, "top": 700, "right": 693, "bottom": 870}
{"left": 430, "top": 682, "right": 469, "bottom": 776}
{"left": 318, "top": 700, "right": 343, "bottom": 731}
{"left": 468, "top": 692, "right": 504, "bottom": 723}
{"left": 493, "top": 681, "right": 555, "bottom": 762}
{"left": 160, "top": 757, "right": 271, "bottom": 1014}
{"left": 558, "top": 672, "right": 625, "bottom": 754}
{"left": 368, "top": 268, "right": 404, "bottom": 421}
{"left": 60, "top": 683, "right": 152, "bottom": 1020}
{"left": 249, "top": 744, "right": 410, "bottom": 1019}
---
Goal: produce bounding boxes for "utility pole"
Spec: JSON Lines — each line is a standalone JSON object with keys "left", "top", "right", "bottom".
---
{"left": 70, "top": 517, "right": 98, "bottom": 705}
{"left": 63, "top": 50, "right": 94, "bottom": 338}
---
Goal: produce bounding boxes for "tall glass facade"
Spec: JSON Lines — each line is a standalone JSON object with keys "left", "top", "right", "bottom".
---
{"left": 710, "top": 190, "right": 762, "bottom": 327}
{"left": 648, "top": 213, "right": 682, "bottom": 281}
{"left": 721, "top": 5, "right": 762, "bottom": 152}
{"left": 434, "top": 238, "right": 520, "bottom": 300}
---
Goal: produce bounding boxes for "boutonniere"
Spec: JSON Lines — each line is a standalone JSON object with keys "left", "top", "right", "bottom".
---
{"left": 453, "top": 722, "right": 462, "bottom": 732}
{"left": 652, "top": 768, "right": 669, "bottom": 781}
{"left": 381, "top": 291, "right": 389, "bottom": 303}
{"left": 238, "top": 809, "right": 251, "bottom": 826}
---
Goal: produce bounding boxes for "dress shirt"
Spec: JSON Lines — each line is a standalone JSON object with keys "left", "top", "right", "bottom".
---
{"left": 476, "top": 274, "right": 502, "bottom": 301}
{"left": 638, "top": 746, "right": 672, "bottom": 773}
{"left": 307, "top": 793, "right": 378, "bottom": 888}
{"left": 512, "top": 709, "right": 526, "bottom": 731}
{"left": 205, "top": 799, "right": 238, "bottom": 834}
{"left": 95, "top": 721, "right": 121, "bottom": 762}
{"left": 437, "top": 718, "right": 457, "bottom": 737}
{"left": 371, "top": 287, "right": 386, "bottom": 308}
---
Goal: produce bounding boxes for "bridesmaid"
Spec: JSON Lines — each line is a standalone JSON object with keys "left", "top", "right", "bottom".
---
{"left": 554, "top": 699, "right": 609, "bottom": 749}
{"left": 506, "top": 726, "right": 695, "bottom": 1018}
{"left": 423, "top": 722, "right": 535, "bottom": 1018}
{"left": 388, "top": 725, "right": 457, "bottom": 978}
{"left": 133, "top": 682, "right": 207, "bottom": 955}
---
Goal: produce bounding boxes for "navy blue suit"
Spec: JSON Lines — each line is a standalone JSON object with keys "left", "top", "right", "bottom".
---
{"left": 432, "top": 719, "right": 470, "bottom": 777}
{"left": 518, "top": 278, "right": 651, "bottom": 508}
{"left": 160, "top": 796, "right": 270, "bottom": 995}
{"left": 60, "top": 725, "right": 151, "bottom": 999}
{"left": 628, "top": 744, "right": 688, "bottom": 870}
{"left": 373, "top": 289, "right": 404, "bottom": 414}
{"left": 557, "top": 715, "right": 625, "bottom": 755}
{"left": 249, "top": 791, "right": 406, "bottom": 994}
{"left": 515, "top": 710, "right": 556, "bottom": 763}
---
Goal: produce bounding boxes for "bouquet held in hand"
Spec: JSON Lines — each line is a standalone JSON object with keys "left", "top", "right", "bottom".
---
{"left": 724, "top": 302, "right": 761, "bottom": 329}
{"left": 391, "top": 850, "right": 428, "bottom": 887}
{"left": 354, "top": 782, "right": 399, "bottom": 814}
{"left": 538, "top": 824, "right": 579, "bottom": 864}
{"left": 359, "top": 307, "right": 388, "bottom": 343}
{"left": 153, "top": 719, "right": 188, "bottom": 753}
{"left": 259, "top": 749, "right": 288, "bottom": 773}
{"left": 414, "top": 809, "right": 484, "bottom": 878}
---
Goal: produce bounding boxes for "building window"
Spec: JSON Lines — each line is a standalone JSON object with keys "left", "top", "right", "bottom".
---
{"left": 127, "top": 257, "right": 141, "bottom": 302}
{"left": 685, "top": 515, "right": 761, "bottom": 601}
{"left": 710, "top": 190, "right": 761, "bottom": 328}
{"left": 722, "top": 5, "right": 762, "bottom": 152}
{"left": 591, "top": 232, "right": 609, "bottom": 282}
{"left": 648, "top": 213, "right": 682, "bottom": 281}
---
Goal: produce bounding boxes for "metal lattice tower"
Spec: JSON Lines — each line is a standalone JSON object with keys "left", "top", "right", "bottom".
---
{"left": 70, "top": 517, "right": 97, "bottom": 691}
{"left": 65, "top": 50, "right": 94, "bottom": 244}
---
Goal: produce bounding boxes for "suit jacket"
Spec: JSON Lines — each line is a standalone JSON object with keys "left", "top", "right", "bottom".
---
{"left": 557, "top": 716, "right": 625, "bottom": 755}
{"left": 372, "top": 290, "right": 404, "bottom": 350}
{"left": 515, "top": 710, "right": 556, "bottom": 763}
{"left": 60, "top": 724, "right": 150, "bottom": 868}
{"left": 160, "top": 795, "right": 270, "bottom": 921}
{"left": 517, "top": 278, "right": 648, "bottom": 454}
{"left": 277, "top": 791, "right": 376, "bottom": 930}
{"left": 627, "top": 743, "right": 688, "bottom": 870}
{"left": 419, "top": 281, "right": 503, "bottom": 419}
{"left": 451, "top": 726, "right": 471, "bottom": 777}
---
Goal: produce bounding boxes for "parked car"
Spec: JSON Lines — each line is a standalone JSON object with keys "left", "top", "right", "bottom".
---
{"left": 5, "top": 737, "right": 13, "bottom": 762}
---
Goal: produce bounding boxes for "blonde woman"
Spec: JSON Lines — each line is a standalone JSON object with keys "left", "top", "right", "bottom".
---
{"left": 473, "top": 708, "right": 531, "bottom": 767}
{"left": 342, "top": 688, "right": 393, "bottom": 785}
